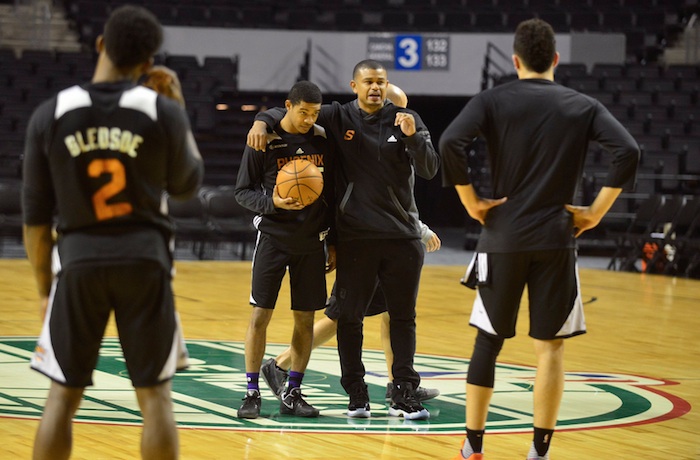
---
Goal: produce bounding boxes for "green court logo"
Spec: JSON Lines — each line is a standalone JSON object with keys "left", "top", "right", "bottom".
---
{"left": 0, "top": 337, "right": 690, "bottom": 434}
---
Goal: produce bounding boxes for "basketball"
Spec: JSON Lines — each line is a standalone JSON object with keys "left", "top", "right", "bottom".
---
{"left": 275, "top": 159, "right": 324, "bottom": 207}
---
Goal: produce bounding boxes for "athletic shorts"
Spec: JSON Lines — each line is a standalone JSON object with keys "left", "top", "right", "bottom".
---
{"left": 31, "top": 261, "right": 179, "bottom": 388}
{"left": 324, "top": 282, "right": 387, "bottom": 320}
{"left": 250, "top": 233, "right": 326, "bottom": 311}
{"left": 463, "top": 249, "right": 586, "bottom": 340}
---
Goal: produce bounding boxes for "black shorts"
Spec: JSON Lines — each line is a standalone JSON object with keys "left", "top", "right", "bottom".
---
{"left": 464, "top": 249, "right": 586, "bottom": 339}
{"left": 250, "top": 233, "right": 327, "bottom": 311}
{"left": 31, "top": 261, "right": 179, "bottom": 388}
{"left": 324, "top": 282, "right": 387, "bottom": 320}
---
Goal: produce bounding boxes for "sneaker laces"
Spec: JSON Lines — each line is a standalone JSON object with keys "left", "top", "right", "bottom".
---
{"left": 348, "top": 384, "right": 368, "bottom": 405}
{"left": 242, "top": 389, "right": 259, "bottom": 401}
{"left": 399, "top": 384, "right": 422, "bottom": 410}
{"left": 284, "top": 387, "right": 310, "bottom": 400}
{"left": 295, "top": 393, "right": 314, "bottom": 408}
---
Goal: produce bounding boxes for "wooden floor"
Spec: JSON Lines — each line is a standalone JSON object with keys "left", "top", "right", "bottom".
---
{"left": 0, "top": 258, "right": 698, "bottom": 459}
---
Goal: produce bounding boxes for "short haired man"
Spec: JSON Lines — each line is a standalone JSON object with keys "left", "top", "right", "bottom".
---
{"left": 234, "top": 80, "right": 335, "bottom": 419}
{"left": 23, "top": 5, "right": 203, "bottom": 459}
{"left": 440, "top": 19, "right": 639, "bottom": 460}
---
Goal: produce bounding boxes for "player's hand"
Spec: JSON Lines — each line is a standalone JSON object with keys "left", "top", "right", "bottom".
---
{"left": 466, "top": 197, "right": 508, "bottom": 225}
{"left": 247, "top": 121, "right": 268, "bottom": 152}
{"left": 425, "top": 232, "right": 441, "bottom": 252}
{"left": 325, "top": 245, "right": 336, "bottom": 273}
{"left": 565, "top": 204, "right": 603, "bottom": 237}
{"left": 455, "top": 185, "right": 507, "bottom": 226}
{"left": 394, "top": 112, "right": 416, "bottom": 136}
{"left": 272, "top": 185, "right": 304, "bottom": 211}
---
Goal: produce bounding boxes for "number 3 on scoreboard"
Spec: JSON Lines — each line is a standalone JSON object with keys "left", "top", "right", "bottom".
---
{"left": 88, "top": 158, "right": 133, "bottom": 221}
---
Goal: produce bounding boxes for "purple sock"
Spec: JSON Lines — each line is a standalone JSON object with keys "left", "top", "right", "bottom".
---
{"left": 288, "top": 371, "right": 304, "bottom": 390}
{"left": 246, "top": 372, "right": 259, "bottom": 391}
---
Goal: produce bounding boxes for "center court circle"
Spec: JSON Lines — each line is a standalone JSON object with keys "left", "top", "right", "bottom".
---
{"left": 0, "top": 337, "right": 690, "bottom": 434}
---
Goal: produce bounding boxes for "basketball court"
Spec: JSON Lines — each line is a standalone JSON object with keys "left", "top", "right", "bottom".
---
{"left": 0, "top": 236, "right": 697, "bottom": 458}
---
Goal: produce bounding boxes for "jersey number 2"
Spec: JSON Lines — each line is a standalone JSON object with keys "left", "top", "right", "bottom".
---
{"left": 88, "top": 159, "right": 133, "bottom": 221}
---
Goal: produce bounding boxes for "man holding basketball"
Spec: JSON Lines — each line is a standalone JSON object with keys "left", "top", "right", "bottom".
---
{"left": 441, "top": 19, "right": 639, "bottom": 460}
{"left": 234, "top": 80, "right": 334, "bottom": 419}
{"left": 249, "top": 60, "right": 439, "bottom": 420}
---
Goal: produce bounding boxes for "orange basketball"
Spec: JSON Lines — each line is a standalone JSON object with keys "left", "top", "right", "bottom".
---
{"left": 275, "top": 159, "right": 324, "bottom": 207}
{"left": 142, "top": 66, "right": 185, "bottom": 107}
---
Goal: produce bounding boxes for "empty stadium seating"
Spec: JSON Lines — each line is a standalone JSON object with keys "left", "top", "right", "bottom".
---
{"left": 1, "top": 0, "right": 698, "bottom": 273}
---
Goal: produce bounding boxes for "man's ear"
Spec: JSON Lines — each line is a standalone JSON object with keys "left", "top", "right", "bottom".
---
{"left": 284, "top": 100, "right": 292, "bottom": 111}
{"left": 552, "top": 51, "right": 560, "bottom": 69}
{"left": 349, "top": 79, "right": 358, "bottom": 94}
{"left": 512, "top": 54, "right": 521, "bottom": 71}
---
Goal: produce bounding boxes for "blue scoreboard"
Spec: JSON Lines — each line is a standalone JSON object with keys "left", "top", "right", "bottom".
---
{"left": 368, "top": 34, "right": 450, "bottom": 71}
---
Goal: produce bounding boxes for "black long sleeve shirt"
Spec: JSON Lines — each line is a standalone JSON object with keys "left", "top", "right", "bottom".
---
{"left": 440, "top": 78, "right": 640, "bottom": 252}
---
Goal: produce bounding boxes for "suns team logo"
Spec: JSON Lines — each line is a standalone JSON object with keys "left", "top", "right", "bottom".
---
{"left": 0, "top": 337, "right": 690, "bottom": 434}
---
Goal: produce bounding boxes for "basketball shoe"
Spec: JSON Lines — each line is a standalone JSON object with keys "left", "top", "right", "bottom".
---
{"left": 237, "top": 389, "right": 261, "bottom": 419}
{"left": 452, "top": 439, "right": 484, "bottom": 460}
{"left": 280, "top": 387, "right": 319, "bottom": 417}
{"left": 388, "top": 382, "right": 430, "bottom": 420}
{"left": 527, "top": 444, "right": 550, "bottom": 460}
{"left": 385, "top": 382, "right": 440, "bottom": 402}
{"left": 261, "top": 358, "right": 288, "bottom": 400}
{"left": 347, "top": 382, "right": 371, "bottom": 418}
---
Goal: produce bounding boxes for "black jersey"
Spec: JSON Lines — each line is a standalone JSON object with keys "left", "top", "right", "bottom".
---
{"left": 22, "top": 81, "right": 204, "bottom": 269}
{"left": 441, "top": 78, "right": 640, "bottom": 253}
{"left": 234, "top": 124, "right": 334, "bottom": 254}
{"left": 257, "top": 100, "right": 439, "bottom": 242}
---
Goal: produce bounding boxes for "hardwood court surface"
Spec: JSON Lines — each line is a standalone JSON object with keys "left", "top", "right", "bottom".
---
{"left": 0, "top": 258, "right": 698, "bottom": 459}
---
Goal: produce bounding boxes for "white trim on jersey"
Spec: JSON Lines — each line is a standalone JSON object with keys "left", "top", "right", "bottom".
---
{"left": 55, "top": 85, "right": 91, "bottom": 119}
{"left": 157, "top": 315, "right": 181, "bottom": 382}
{"left": 174, "top": 312, "right": 190, "bottom": 371}
{"left": 554, "top": 261, "right": 586, "bottom": 337}
{"left": 30, "top": 277, "right": 67, "bottom": 383}
{"left": 119, "top": 86, "right": 158, "bottom": 121}
{"left": 51, "top": 245, "right": 61, "bottom": 276}
{"left": 469, "top": 289, "right": 498, "bottom": 336}
{"left": 248, "top": 230, "right": 263, "bottom": 305}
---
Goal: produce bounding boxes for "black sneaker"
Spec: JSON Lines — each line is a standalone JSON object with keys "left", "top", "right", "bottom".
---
{"left": 386, "top": 382, "right": 440, "bottom": 402}
{"left": 347, "top": 382, "right": 371, "bottom": 418}
{"left": 388, "top": 382, "right": 430, "bottom": 420}
{"left": 237, "top": 389, "right": 261, "bottom": 419}
{"left": 280, "top": 387, "right": 319, "bottom": 417}
{"left": 261, "top": 358, "right": 288, "bottom": 400}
